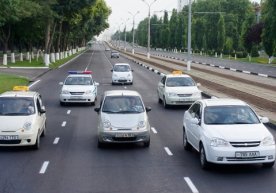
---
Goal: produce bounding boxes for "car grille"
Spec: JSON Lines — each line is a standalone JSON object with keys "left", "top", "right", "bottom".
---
{"left": 118, "top": 80, "right": 127, "bottom": 82}
{"left": 177, "top": 94, "right": 192, "bottom": 97}
{"left": 230, "top": 141, "right": 260, "bottom": 147}
{"left": 226, "top": 156, "right": 266, "bottom": 161}
{"left": 112, "top": 137, "right": 137, "bottom": 141}
{"left": 0, "top": 140, "right": 21, "bottom": 144}
{"left": 70, "top": 92, "right": 84, "bottom": 95}
{"left": 68, "top": 99, "right": 87, "bottom": 101}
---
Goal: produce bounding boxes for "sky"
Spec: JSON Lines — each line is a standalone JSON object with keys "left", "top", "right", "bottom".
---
{"left": 99, "top": 0, "right": 261, "bottom": 40}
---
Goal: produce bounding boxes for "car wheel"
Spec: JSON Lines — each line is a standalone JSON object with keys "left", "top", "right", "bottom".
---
{"left": 33, "top": 134, "right": 40, "bottom": 150}
{"left": 263, "top": 161, "right": 275, "bottom": 168}
{"left": 41, "top": 123, "right": 46, "bottom": 137}
{"left": 163, "top": 96, "right": 168, "bottom": 108}
{"left": 183, "top": 127, "right": 192, "bottom": 151}
{"left": 144, "top": 139, "right": 150, "bottom": 147}
{"left": 200, "top": 144, "right": 210, "bottom": 169}
{"left": 158, "top": 93, "right": 162, "bottom": 103}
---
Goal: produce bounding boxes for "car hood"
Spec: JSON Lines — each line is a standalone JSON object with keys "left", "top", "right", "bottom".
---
{"left": 204, "top": 124, "right": 272, "bottom": 141}
{"left": 0, "top": 115, "right": 35, "bottom": 131}
{"left": 165, "top": 86, "right": 200, "bottom": 94}
{"left": 113, "top": 71, "right": 132, "bottom": 77}
{"left": 102, "top": 113, "right": 145, "bottom": 128}
{"left": 62, "top": 85, "right": 95, "bottom": 91}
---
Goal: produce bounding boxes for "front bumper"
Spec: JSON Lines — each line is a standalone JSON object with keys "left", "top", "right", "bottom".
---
{"left": 165, "top": 96, "right": 201, "bottom": 105}
{"left": 60, "top": 93, "right": 96, "bottom": 103}
{"left": 112, "top": 78, "right": 133, "bottom": 84}
{"left": 0, "top": 131, "right": 37, "bottom": 146}
{"left": 206, "top": 145, "right": 276, "bottom": 164}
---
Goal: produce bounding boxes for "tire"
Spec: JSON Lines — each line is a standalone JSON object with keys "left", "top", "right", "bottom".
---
{"left": 183, "top": 127, "right": 192, "bottom": 151}
{"left": 41, "top": 123, "right": 46, "bottom": 137}
{"left": 263, "top": 161, "right": 275, "bottom": 168}
{"left": 158, "top": 93, "right": 162, "bottom": 103}
{"left": 144, "top": 139, "right": 150, "bottom": 147}
{"left": 199, "top": 144, "right": 210, "bottom": 170}
{"left": 33, "top": 134, "right": 40, "bottom": 150}
{"left": 163, "top": 96, "right": 168, "bottom": 108}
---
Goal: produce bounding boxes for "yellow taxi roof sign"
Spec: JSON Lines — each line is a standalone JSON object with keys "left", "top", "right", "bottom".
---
{"left": 13, "top": 86, "right": 29, "bottom": 91}
{"left": 171, "top": 70, "right": 183, "bottom": 75}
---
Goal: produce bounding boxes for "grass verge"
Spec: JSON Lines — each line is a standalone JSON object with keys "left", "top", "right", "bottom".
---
{"left": 0, "top": 74, "right": 29, "bottom": 94}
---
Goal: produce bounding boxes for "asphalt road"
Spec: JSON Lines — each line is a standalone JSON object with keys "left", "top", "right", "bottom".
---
{"left": 1, "top": 43, "right": 276, "bottom": 193}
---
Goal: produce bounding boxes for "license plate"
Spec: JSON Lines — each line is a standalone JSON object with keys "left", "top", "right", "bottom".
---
{"left": 235, "top": 151, "right": 260, "bottom": 158}
{"left": 0, "top": 135, "right": 19, "bottom": 140}
{"left": 115, "top": 133, "right": 134, "bottom": 138}
{"left": 179, "top": 98, "right": 193, "bottom": 102}
{"left": 70, "top": 96, "right": 82, "bottom": 99}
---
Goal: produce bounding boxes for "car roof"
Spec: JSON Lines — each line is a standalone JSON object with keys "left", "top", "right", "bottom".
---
{"left": 0, "top": 91, "right": 38, "bottom": 98}
{"left": 200, "top": 98, "right": 248, "bottom": 107}
{"left": 166, "top": 74, "right": 192, "bottom": 78}
{"left": 104, "top": 90, "right": 141, "bottom": 97}
{"left": 114, "top": 63, "right": 129, "bottom": 66}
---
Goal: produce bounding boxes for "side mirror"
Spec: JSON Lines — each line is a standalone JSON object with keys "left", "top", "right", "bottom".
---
{"left": 94, "top": 82, "right": 99, "bottom": 86}
{"left": 146, "top": 106, "right": 151, "bottom": 112}
{"left": 190, "top": 117, "right": 199, "bottom": 125}
{"left": 59, "top": 82, "right": 64, "bottom": 85}
{"left": 259, "top": 116, "right": 269, "bottom": 124}
{"left": 94, "top": 107, "right": 100, "bottom": 113}
{"left": 197, "top": 83, "right": 201, "bottom": 87}
{"left": 40, "top": 106, "right": 46, "bottom": 114}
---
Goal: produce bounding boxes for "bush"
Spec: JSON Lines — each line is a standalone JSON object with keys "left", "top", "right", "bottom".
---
{"left": 251, "top": 45, "right": 259, "bottom": 57}
{"left": 231, "top": 51, "right": 247, "bottom": 58}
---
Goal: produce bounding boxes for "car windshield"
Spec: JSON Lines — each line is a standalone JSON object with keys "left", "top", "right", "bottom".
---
{"left": 113, "top": 65, "right": 130, "bottom": 72}
{"left": 166, "top": 77, "right": 195, "bottom": 87}
{"left": 65, "top": 76, "right": 92, "bottom": 85}
{"left": 0, "top": 97, "right": 35, "bottom": 116}
{"left": 204, "top": 105, "right": 260, "bottom": 125}
{"left": 102, "top": 96, "right": 144, "bottom": 113}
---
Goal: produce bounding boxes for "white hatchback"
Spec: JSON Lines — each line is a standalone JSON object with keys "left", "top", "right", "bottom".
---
{"left": 59, "top": 71, "right": 99, "bottom": 105}
{"left": 183, "top": 98, "right": 275, "bottom": 169}
{"left": 157, "top": 71, "right": 201, "bottom": 108}
{"left": 95, "top": 90, "right": 151, "bottom": 148}
{"left": 111, "top": 63, "right": 133, "bottom": 85}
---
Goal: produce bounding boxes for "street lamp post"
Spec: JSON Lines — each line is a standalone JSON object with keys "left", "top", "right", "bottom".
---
{"left": 187, "top": 0, "right": 192, "bottom": 71}
{"left": 128, "top": 11, "right": 140, "bottom": 54}
{"left": 123, "top": 18, "right": 130, "bottom": 52}
{"left": 141, "top": 0, "right": 159, "bottom": 59}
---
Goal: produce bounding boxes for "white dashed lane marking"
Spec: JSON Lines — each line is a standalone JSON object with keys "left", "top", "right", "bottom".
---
{"left": 184, "top": 177, "right": 199, "bottom": 193}
{"left": 164, "top": 147, "right": 173, "bottom": 156}
{"left": 67, "top": 110, "right": 71, "bottom": 114}
{"left": 61, "top": 121, "right": 66, "bottom": 127}
{"left": 151, "top": 127, "right": 157, "bottom": 134}
{"left": 29, "top": 80, "right": 41, "bottom": 88}
{"left": 39, "top": 161, "right": 49, "bottom": 174}
{"left": 53, "top": 137, "right": 60, "bottom": 144}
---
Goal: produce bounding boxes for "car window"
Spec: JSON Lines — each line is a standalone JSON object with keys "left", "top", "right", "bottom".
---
{"left": 0, "top": 97, "right": 35, "bottom": 116}
{"left": 166, "top": 77, "right": 195, "bottom": 87}
{"left": 204, "top": 105, "right": 260, "bottom": 125}
{"left": 102, "top": 96, "right": 144, "bottom": 113}
{"left": 188, "top": 103, "right": 201, "bottom": 119}
{"left": 65, "top": 77, "right": 92, "bottom": 85}
{"left": 160, "top": 76, "right": 166, "bottom": 85}
{"left": 113, "top": 65, "right": 130, "bottom": 72}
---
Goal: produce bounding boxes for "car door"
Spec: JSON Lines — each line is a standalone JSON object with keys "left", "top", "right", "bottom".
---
{"left": 35, "top": 95, "right": 46, "bottom": 135}
{"left": 158, "top": 76, "right": 166, "bottom": 99}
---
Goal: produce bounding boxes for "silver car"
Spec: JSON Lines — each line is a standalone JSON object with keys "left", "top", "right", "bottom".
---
{"left": 94, "top": 90, "right": 151, "bottom": 148}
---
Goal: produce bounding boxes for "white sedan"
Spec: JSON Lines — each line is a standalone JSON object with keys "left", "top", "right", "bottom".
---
{"left": 183, "top": 98, "right": 275, "bottom": 169}
{"left": 111, "top": 63, "right": 133, "bottom": 85}
{"left": 59, "top": 71, "right": 99, "bottom": 106}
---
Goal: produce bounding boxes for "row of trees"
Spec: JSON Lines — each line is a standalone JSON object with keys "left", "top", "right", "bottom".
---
{"left": 113, "top": 0, "right": 275, "bottom": 63}
{"left": 0, "top": 0, "right": 111, "bottom": 65}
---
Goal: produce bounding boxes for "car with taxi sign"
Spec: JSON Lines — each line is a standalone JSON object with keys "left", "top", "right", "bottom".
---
{"left": 157, "top": 71, "right": 202, "bottom": 108}
{"left": 183, "top": 98, "right": 275, "bottom": 169}
{"left": 59, "top": 71, "right": 99, "bottom": 106}
{"left": 94, "top": 90, "right": 151, "bottom": 148}
{"left": 111, "top": 63, "right": 133, "bottom": 85}
{"left": 0, "top": 86, "right": 46, "bottom": 149}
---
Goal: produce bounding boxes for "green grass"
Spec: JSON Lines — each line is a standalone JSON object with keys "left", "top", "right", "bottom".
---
{"left": 0, "top": 74, "right": 29, "bottom": 94}
{"left": 220, "top": 55, "right": 276, "bottom": 66}
{"left": 50, "top": 52, "right": 81, "bottom": 69}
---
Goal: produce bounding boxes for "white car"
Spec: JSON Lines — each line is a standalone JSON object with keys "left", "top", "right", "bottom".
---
{"left": 157, "top": 71, "right": 201, "bottom": 108}
{"left": 183, "top": 98, "right": 275, "bottom": 169}
{"left": 111, "top": 63, "right": 133, "bottom": 85}
{"left": 0, "top": 86, "right": 46, "bottom": 149}
{"left": 59, "top": 71, "right": 99, "bottom": 106}
{"left": 94, "top": 90, "right": 151, "bottom": 148}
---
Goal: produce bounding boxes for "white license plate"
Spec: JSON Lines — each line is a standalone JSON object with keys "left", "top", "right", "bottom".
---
{"left": 0, "top": 135, "right": 19, "bottom": 140}
{"left": 70, "top": 96, "right": 83, "bottom": 99}
{"left": 235, "top": 151, "right": 260, "bottom": 158}
{"left": 115, "top": 133, "right": 134, "bottom": 138}
{"left": 179, "top": 98, "right": 193, "bottom": 102}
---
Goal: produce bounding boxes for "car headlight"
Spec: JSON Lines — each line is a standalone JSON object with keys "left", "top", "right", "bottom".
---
{"left": 23, "top": 122, "right": 32, "bottom": 130}
{"left": 210, "top": 138, "right": 230, "bottom": 147}
{"left": 103, "top": 120, "right": 111, "bottom": 129}
{"left": 113, "top": 74, "right": 118, "bottom": 78}
{"left": 261, "top": 136, "right": 275, "bottom": 146}
{"left": 85, "top": 90, "right": 92, "bottom": 94}
{"left": 138, "top": 121, "right": 146, "bottom": 129}
{"left": 61, "top": 90, "right": 70, "bottom": 94}
{"left": 127, "top": 73, "right": 131, "bottom": 77}
{"left": 167, "top": 92, "right": 178, "bottom": 97}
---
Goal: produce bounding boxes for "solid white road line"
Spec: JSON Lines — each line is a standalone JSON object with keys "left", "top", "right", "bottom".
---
{"left": 61, "top": 121, "right": 66, "bottom": 127}
{"left": 184, "top": 177, "right": 199, "bottom": 193}
{"left": 29, "top": 80, "right": 41, "bottom": 88}
{"left": 39, "top": 161, "right": 49, "bottom": 174}
{"left": 151, "top": 127, "right": 157, "bottom": 134}
{"left": 67, "top": 110, "right": 71, "bottom": 114}
{"left": 85, "top": 51, "right": 94, "bottom": 71}
{"left": 164, "top": 147, "right": 173, "bottom": 156}
{"left": 53, "top": 137, "right": 60, "bottom": 144}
